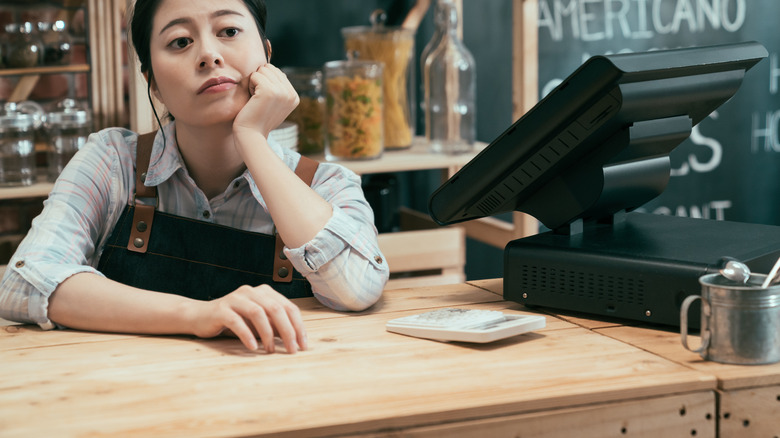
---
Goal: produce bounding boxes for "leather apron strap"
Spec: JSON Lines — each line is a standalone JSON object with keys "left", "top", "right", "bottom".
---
{"left": 98, "top": 130, "right": 319, "bottom": 299}
{"left": 127, "top": 132, "right": 157, "bottom": 253}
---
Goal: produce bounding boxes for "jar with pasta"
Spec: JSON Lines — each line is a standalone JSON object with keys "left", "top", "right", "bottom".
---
{"left": 324, "top": 59, "right": 384, "bottom": 161}
{"left": 342, "top": 10, "right": 415, "bottom": 150}
{"left": 283, "top": 67, "right": 326, "bottom": 155}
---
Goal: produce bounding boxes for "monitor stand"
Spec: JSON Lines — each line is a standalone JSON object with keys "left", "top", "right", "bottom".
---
{"left": 503, "top": 212, "right": 780, "bottom": 328}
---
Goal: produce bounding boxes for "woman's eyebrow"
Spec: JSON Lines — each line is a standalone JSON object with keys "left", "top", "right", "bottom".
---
{"left": 159, "top": 9, "right": 245, "bottom": 35}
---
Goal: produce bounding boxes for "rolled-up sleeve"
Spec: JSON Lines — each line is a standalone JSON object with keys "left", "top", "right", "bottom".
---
{"left": 0, "top": 129, "right": 133, "bottom": 328}
{"left": 284, "top": 162, "right": 388, "bottom": 311}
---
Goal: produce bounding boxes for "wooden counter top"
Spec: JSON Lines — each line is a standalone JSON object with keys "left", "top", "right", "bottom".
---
{"left": 1, "top": 283, "right": 718, "bottom": 437}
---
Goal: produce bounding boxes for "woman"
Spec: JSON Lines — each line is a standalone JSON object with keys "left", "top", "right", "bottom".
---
{"left": 0, "top": 0, "right": 388, "bottom": 353}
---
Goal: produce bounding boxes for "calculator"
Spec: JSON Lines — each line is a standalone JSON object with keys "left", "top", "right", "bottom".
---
{"left": 385, "top": 308, "right": 546, "bottom": 343}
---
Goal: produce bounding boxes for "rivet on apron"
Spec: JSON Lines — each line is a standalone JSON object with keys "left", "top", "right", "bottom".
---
{"left": 136, "top": 221, "right": 147, "bottom": 232}
{"left": 277, "top": 267, "right": 289, "bottom": 278}
{"left": 133, "top": 238, "right": 145, "bottom": 248}
{"left": 278, "top": 250, "right": 287, "bottom": 260}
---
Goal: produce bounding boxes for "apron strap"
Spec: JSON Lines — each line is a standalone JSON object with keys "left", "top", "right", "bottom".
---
{"left": 126, "top": 130, "right": 321, "bottom": 285}
{"left": 127, "top": 132, "right": 158, "bottom": 253}
{"left": 273, "top": 155, "right": 320, "bottom": 282}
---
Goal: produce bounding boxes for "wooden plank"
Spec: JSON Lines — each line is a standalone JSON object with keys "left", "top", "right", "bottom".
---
{"left": 0, "top": 283, "right": 516, "bottom": 351}
{"left": 0, "top": 64, "right": 90, "bottom": 77}
{"left": 0, "top": 182, "right": 52, "bottom": 200}
{"left": 468, "top": 277, "right": 503, "bottom": 296}
{"left": 0, "top": 312, "right": 714, "bottom": 438}
{"left": 310, "top": 137, "right": 485, "bottom": 175}
{"left": 597, "top": 325, "right": 780, "bottom": 391}
{"left": 357, "top": 391, "right": 716, "bottom": 438}
{"left": 718, "top": 385, "right": 780, "bottom": 436}
{"left": 7, "top": 75, "right": 41, "bottom": 102}
{"left": 378, "top": 228, "right": 464, "bottom": 273}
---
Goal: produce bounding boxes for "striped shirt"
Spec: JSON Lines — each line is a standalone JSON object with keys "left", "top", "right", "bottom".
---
{"left": 0, "top": 122, "right": 388, "bottom": 329}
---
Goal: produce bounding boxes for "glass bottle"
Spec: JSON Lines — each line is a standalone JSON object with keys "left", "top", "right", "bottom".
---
{"left": 283, "top": 67, "right": 326, "bottom": 155}
{"left": 423, "top": 0, "right": 476, "bottom": 154}
{"left": 39, "top": 20, "right": 72, "bottom": 65}
{"left": 419, "top": 1, "right": 447, "bottom": 114}
{"left": 45, "top": 98, "right": 92, "bottom": 181}
{"left": 6, "top": 22, "right": 43, "bottom": 68}
{"left": 0, "top": 101, "right": 44, "bottom": 186}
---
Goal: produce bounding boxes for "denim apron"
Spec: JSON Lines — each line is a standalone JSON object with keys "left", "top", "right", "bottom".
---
{"left": 97, "top": 132, "right": 316, "bottom": 300}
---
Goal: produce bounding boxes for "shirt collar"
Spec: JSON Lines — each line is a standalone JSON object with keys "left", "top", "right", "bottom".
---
{"left": 141, "top": 121, "right": 296, "bottom": 188}
{"left": 142, "top": 121, "right": 184, "bottom": 187}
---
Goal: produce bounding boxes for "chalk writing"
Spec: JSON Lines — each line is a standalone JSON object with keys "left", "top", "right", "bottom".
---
{"left": 671, "top": 111, "right": 722, "bottom": 176}
{"left": 539, "top": 0, "right": 747, "bottom": 42}
{"left": 751, "top": 110, "right": 780, "bottom": 153}
{"left": 637, "top": 199, "right": 732, "bottom": 219}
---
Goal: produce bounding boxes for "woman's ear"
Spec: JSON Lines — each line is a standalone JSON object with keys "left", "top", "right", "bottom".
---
{"left": 147, "top": 72, "right": 163, "bottom": 102}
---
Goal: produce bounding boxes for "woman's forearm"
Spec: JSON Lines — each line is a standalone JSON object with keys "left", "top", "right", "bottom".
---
{"left": 48, "top": 272, "right": 198, "bottom": 335}
{"left": 234, "top": 128, "right": 333, "bottom": 248}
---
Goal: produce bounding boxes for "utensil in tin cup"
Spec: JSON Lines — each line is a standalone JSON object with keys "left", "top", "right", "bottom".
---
{"left": 681, "top": 273, "right": 780, "bottom": 365}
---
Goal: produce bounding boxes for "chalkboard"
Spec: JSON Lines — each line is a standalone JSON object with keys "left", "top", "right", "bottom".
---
{"left": 537, "top": 0, "right": 780, "bottom": 226}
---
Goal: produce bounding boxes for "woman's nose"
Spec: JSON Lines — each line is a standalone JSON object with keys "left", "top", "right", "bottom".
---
{"left": 197, "top": 43, "right": 223, "bottom": 68}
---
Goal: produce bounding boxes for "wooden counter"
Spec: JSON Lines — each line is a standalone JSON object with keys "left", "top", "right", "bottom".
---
{"left": 471, "top": 278, "right": 780, "bottom": 437}
{"left": 1, "top": 282, "right": 720, "bottom": 437}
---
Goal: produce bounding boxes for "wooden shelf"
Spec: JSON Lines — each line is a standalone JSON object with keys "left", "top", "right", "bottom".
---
{"left": 309, "top": 137, "right": 486, "bottom": 176}
{"left": 0, "top": 64, "right": 90, "bottom": 77}
{"left": 0, "top": 180, "right": 53, "bottom": 201}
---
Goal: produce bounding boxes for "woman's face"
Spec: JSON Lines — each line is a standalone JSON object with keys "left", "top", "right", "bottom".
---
{"left": 149, "top": 0, "right": 268, "bottom": 127}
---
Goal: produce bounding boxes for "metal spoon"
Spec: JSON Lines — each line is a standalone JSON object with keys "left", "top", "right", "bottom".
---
{"left": 718, "top": 256, "right": 751, "bottom": 284}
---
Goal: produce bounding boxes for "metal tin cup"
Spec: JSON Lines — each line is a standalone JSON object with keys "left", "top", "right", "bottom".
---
{"left": 681, "top": 273, "right": 780, "bottom": 365}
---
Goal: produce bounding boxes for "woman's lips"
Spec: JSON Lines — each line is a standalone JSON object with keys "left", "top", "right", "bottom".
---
{"left": 198, "top": 77, "right": 238, "bottom": 94}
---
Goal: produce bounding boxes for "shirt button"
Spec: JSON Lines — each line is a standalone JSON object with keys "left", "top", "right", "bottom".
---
{"left": 233, "top": 181, "right": 240, "bottom": 189}
{"left": 15, "top": 260, "right": 24, "bottom": 268}
{"left": 202, "top": 210, "right": 211, "bottom": 219}
{"left": 374, "top": 255, "right": 383, "bottom": 264}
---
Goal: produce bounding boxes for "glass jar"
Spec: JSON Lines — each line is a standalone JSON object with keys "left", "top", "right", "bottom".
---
{"left": 283, "top": 67, "right": 326, "bottom": 155}
{"left": 324, "top": 59, "right": 384, "bottom": 161}
{"left": 6, "top": 22, "right": 43, "bottom": 68}
{"left": 342, "top": 10, "right": 415, "bottom": 150}
{"left": 0, "top": 101, "right": 44, "bottom": 186}
{"left": 39, "top": 20, "right": 72, "bottom": 66}
{"left": 45, "top": 99, "right": 92, "bottom": 182}
{"left": 423, "top": 0, "right": 477, "bottom": 154}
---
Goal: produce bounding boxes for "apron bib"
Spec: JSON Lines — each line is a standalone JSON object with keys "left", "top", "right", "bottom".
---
{"left": 97, "top": 132, "right": 317, "bottom": 300}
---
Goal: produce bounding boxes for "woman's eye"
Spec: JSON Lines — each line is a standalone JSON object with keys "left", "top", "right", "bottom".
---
{"left": 222, "top": 27, "right": 240, "bottom": 38}
{"left": 169, "top": 37, "right": 191, "bottom": 49}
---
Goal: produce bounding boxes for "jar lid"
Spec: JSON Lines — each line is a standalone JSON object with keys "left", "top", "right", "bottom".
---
{"left": 341, "top": 9, "right": 415, "bottom": 39}
{"left": 46, "top": 99, "right": 91, "bottom": 128}
{"left": 324, "top": 59, "right": 384, "bottom": 75}
{"left": 0, "top": 102, "right": 43, "bottom": 130}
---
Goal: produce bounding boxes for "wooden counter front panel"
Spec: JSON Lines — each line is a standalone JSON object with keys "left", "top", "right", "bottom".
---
{"left": 358, "top": 391, "right": 716, "bottom": 438}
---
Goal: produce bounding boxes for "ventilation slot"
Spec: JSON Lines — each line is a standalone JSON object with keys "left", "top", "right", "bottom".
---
{"left": 520, "top": 265, "right": 646, "bottom": 305}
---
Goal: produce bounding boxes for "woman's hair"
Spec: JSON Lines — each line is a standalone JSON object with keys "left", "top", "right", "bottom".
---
{"left": 129, "top": 0, "right": 270, "bottom": 78}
